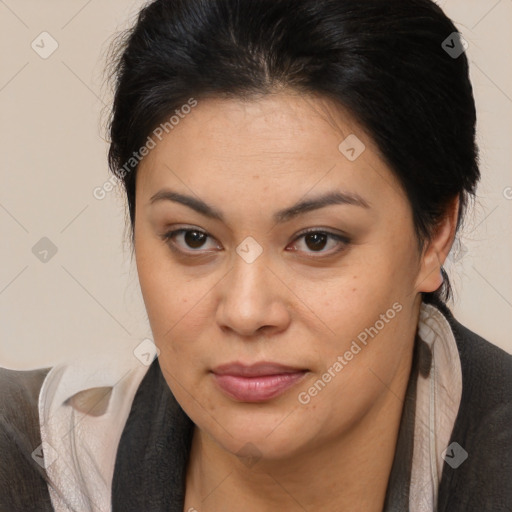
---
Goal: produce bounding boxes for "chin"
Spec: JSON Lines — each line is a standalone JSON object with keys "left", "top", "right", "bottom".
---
{"left": 224, "top": 431, "right": 304, "bottom": 465}
{"left": 200, "top": 406, "right": 309, "bottom": 460}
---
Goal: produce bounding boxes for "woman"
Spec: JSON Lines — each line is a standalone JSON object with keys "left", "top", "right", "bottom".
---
{"left": 1, "top": 0, "right": 511, "bottom": 511}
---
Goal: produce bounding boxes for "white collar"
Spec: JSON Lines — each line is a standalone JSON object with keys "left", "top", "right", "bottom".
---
{"left": 38, "top": 344, "right": 153, "bottom": 511}
{"left": 412, "top": 302, "right": 463, "bottom": 511}
{"left": 37, "top": 302, "right": 462, "bottom": 512}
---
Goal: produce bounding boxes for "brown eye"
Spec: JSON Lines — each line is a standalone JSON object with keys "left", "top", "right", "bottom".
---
{"left": 183, "top": 230, "right": 207, "bottom": 249}
{"left": 288, "top": 229, "right": 350, "bottom": 258}
{"left": 161, "top": 228, "right": 218, "bottom": 253}
{"left": 304, "top": 232, "right": 329, "bottom": 251}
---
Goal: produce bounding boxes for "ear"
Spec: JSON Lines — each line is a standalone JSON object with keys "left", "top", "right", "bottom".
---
{"left": 415, "top": 195, "right": 460, "bottom": 293}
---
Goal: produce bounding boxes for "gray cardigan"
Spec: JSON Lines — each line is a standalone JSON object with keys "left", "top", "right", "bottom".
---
{"left": 1, "top": 300, "right": 512, "bottom": 511}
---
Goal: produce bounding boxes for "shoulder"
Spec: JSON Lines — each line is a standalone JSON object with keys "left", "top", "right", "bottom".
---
{"left": 0, "top": 365, "right": 51, "bottom": 403}
{"left": 440, "top": 302, "right": 512, "bottom": 406}
{"left": 0, "top": 365, "right": 51, "bottom": 426}
{"left": 435, "top": 303, "right": 512, "bottom": 512}
{"left": 0, "top": 366, "right": 54, "bottom": 511}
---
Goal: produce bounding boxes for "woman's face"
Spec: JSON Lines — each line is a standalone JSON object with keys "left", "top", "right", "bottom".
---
{"left": 134, "top": 91, "right": 443, "bottom": 461}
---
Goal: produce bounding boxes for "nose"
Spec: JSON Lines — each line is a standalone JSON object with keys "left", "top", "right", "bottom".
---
{"left": 215, "top": 251, "right": 291, "bottom": 339}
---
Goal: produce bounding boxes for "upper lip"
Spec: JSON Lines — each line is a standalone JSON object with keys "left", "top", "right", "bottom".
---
{"left": 212, "top": 362, "right": 307, "bottom": 377}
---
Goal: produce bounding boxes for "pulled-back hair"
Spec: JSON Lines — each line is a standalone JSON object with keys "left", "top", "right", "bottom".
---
{"left": 106, "top": 0, "right": 480, "bottom": 306}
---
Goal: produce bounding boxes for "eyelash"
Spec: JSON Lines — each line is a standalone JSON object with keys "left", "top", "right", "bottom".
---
{"left": 160, "top": 227, "right": 350, "bottom": 259}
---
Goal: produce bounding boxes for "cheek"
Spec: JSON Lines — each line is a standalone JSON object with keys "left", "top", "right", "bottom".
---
{"left": 315, "top": 267, "right": 401, "bottom": 334}
{"left": 135, "top": 239, "right": 205, "bottom": 349}
{"left": 308, "top": 254, "right": 414, "bottom": 378}
{"left": 139, "top": 266, "right": 209, "bottom": 399}
{"left": 140, "top": 273, "right": 207, "bottom": 353}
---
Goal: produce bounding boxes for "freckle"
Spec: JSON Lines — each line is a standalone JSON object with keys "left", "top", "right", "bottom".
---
{"left": 253, "top": 175, "right": 260, "bottom": 179}
{"left": 352, "top": 288, "right": 356, "bottom": 292}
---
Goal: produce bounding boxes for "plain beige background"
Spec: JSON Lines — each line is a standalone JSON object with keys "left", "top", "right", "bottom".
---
{"left": 1, "top": 0, "right": 511, "bottom": 369}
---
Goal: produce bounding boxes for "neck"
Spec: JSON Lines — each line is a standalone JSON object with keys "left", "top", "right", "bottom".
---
{"left": 184, "top": 337, "right": 415, "bottom": 512}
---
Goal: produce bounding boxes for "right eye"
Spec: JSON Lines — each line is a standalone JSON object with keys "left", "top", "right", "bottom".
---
{"left": 161, "top": 227, "right": 221, "bottom": 255}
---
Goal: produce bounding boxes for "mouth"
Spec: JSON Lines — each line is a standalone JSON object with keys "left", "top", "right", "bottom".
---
{"left": 211, "top": 362, "right": 308, "bottom": 402}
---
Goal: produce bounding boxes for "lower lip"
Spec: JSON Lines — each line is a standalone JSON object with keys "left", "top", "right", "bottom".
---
{"left": 212, "top": 372, "right": 307, "bottom": 402}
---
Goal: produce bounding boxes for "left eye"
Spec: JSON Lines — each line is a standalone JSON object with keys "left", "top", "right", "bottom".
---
{"left": 161, "top": 228, "right": 349, "bottom": 257}
{"left": 289, "top": 229, "right": 349, "bottom": 256}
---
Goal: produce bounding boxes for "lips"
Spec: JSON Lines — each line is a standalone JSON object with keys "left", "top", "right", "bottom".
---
{"left": 211, "top": 362, "right": 308, "bottom": 402}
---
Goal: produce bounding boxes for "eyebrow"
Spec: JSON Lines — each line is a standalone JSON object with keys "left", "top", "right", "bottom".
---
{"left": 149, "top": 188, "right": 370, "bottom": 224}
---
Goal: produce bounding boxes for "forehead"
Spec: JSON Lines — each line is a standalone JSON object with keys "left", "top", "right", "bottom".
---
{"left": 135, "top": 92, "right": 405, "bottom": 212}
{"left": 146, "top": 92, "right": 362, "bottom": 160}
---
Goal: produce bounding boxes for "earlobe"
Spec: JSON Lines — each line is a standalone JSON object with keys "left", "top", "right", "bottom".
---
{"left": 415, "top": 195, "right": 460, "bottom": 293}
{"left": 415, "top": 250, "right": 444, "bottom": 293}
